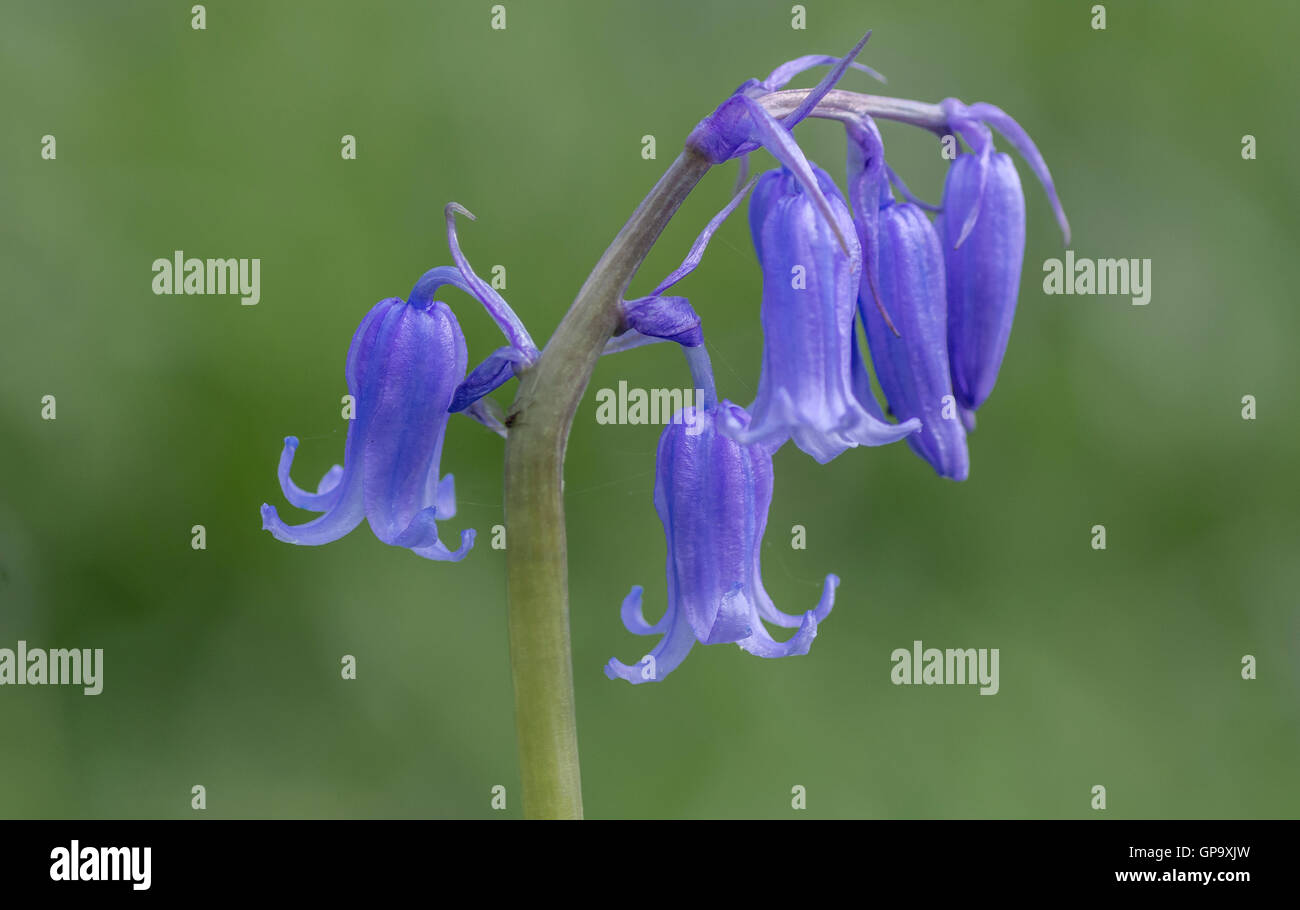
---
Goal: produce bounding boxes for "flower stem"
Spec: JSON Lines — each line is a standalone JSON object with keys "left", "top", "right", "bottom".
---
{"left": 502, "top": 149, "right": 713, "bottom": 819}
{"left": 500, "top": 88, "right": 950, "bottom": 819}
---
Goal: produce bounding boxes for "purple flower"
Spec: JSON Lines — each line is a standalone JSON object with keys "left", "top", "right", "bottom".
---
{"left": 606, "top": 402, "right": 837, "bottom": 684}
{"left": 720, "top": 164, "right": 918, "bottom": 462}
{"left": 260, "top": 269, "right": 476, "bottom": 561}
{"left": 261, "top": 201, "right": 541, "bottom": 559}
{"left": 937, "top": 99, "right": 1069, "bottom": 411}
{"left": 858, "top": 189, "right": 970, "bottom": 481}
{"left": 937, "top": 147, "right": 1026, "bottom": 412}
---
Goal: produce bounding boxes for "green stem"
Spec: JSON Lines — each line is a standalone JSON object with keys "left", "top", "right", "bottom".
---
{"left": 500, "top": 89, "right": 949, "bottom": 819}
{"left": 503, "top": 149, "right": 713, "bottom": 819}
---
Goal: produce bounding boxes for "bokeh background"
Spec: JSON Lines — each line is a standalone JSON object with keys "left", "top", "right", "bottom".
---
{"left": 2, "top": 0, "right": 1297, "bottom": 819}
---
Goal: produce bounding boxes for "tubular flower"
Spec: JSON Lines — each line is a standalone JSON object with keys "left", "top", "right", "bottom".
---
{"left": 605, "top": 402, "right": 838, "bottom": 684}
{"left": 859, "top": 186, "right": 970, "bottom": 481}
{"left": 260, "top": 269, "right": 476, "bottom": 561}
{"left": 937, "top": 144, "right": 1026, "bottom": 412}
{"left": 936, "top": 99, "right": 1069, "bottom": 412}
{"left": 720, "top": 164, "right": 918, "bottom": 463}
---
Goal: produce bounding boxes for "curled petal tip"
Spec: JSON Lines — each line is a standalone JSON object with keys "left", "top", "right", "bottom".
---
{"left": 453, "top": 527, "right": 477, "bottom": 557}
{"left": 445, "top": 201, "right": 476, "bottom": 221}
{"left": 603, "top": 653, "right": 665, "bottom": 685}
{"left": 413, "top": 527, "right": 476, "bottom": 562}
{"left": 603, "top": 658, "right": 636, "bottom": 684}
{"left": 619, "top": 586, "right": 663, "bottom": 641}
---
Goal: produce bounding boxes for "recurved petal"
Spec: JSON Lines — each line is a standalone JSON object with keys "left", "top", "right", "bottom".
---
{"left": 604, "top": 594, "right": 698, "bottom": 685}
{"left": 737, "top": 609, "right": 820, "bottom": 659}
{"left": 260, "top": 465, "right": 364, "bottom": 546}
{"left": 384, "top": 503, "right": 475, "bottom": 561}
{"left": 276, "top": 436, "right": 344, "bottom": 511}
{"left": 411, "top": 528, "right": 476, "bottom": 563}
{"left": 619, "top": 585, "right": 667, "bottom": 636}
{"left": 833, "top": 404, "right": 921, "bottom": 451}
{"left": 754, "top": 572, "right": 839, "bottom": 629}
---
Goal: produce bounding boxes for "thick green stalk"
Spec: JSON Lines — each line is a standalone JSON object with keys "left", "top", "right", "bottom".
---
{"left": 503, "top": 150, "right": 713, "bottom": 819}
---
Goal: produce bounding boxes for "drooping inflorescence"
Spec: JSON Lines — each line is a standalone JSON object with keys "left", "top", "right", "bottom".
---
{"left": 260, "top": 30, "right": 1067, "bottom": 684}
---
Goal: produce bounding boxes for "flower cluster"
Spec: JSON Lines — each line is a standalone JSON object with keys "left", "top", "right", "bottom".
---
{"left": 608, "top": 33, "right": 1067, "bottom": 681}
{"left": 260, "top": 31, "right": 1067, "bottom": 685}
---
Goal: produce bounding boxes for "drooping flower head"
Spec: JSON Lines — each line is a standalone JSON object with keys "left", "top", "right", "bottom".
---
{"left": 841, "top": 117, "right": 968, "bottom": 480}
{"left": 260, "top": 273, "right": 475, "bottom": 560}
{"left": 719, "top": 164, "right": 919, "bottom": 462}
{"left": 937, "top": 99, "right": 1069, "bottom": 412}
{"left": 606, "top": 401, "right": 837, "bottom": 684}
{"left": 261, "top": 204, "right": 538, "bottom": 560}
{"left": 857, "top": 190, "right": 970, "bottom": 479}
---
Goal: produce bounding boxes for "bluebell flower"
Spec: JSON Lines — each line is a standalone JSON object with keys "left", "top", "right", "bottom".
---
{"left": 260, "top": 273, "right": 477, "bottom": 560}
{"left": 606, "top": 401, "right": 838, "bottom": 684}
{"left": 842, "top": 118, "right": 968, "bottom": 480}
{"left": 937, "top": 99, "right": 1070, "bottom": 412}
{"left": 719, "top": 164, "right": 919, "bottom": 462}
{"left": 858, "top": 193, "right": 970, "bottom": 480}
{"left": 261, "top": 203, "right": 540, "bottom": 559}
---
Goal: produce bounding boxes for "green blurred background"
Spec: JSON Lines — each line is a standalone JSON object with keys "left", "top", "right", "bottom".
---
{"left": 2, "top": 0, "right": 1296, "bottom": 819}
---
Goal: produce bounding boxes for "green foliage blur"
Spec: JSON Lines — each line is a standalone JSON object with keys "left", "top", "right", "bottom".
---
{"left": 2, "top": 0, "right": 1297, "bottom": 819}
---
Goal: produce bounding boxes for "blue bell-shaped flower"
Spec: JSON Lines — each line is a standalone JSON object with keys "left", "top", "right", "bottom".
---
{"left": 720, "top": 165, "right": 918, "bottom": 462}
{"left": 606, "top": 401, "right": 838, "bottom": 684}
{"left": 859, "top": 187, "right": 970, "bottom": 481}
{"left": 260, "top": 270, "right": 476, "bottom": 561}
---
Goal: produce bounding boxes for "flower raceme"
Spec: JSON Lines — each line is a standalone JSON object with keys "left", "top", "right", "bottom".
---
{"left": 260, "top": 32, "right": 1069, "bottom": 690}
{"left": 602, "top": 41, "right": 1067, "bottom": 679}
